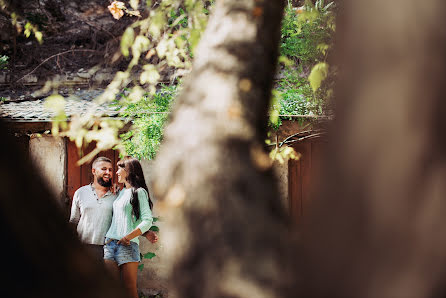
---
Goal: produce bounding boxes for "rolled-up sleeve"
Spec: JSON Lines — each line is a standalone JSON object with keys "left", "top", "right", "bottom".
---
{"left": 135, "top": 188, "right": 153, "bottom": 234}
{"left": 69, "top": 190, "right": 81, "bottom": 224}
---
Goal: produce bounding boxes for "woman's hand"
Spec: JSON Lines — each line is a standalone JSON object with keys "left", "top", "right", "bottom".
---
{"left": 144, "top": 230, "right": 158, "bottom": 244}
{"left": 117, "top": 236, "right": 131, "bottom": 246}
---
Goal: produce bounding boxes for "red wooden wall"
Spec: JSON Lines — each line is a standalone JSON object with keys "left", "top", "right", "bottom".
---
{"left": 288, "top": 138, "right": 327, "bottom": 225}
{"left": 66, "top": 140, "right": 121, "bottom": 200}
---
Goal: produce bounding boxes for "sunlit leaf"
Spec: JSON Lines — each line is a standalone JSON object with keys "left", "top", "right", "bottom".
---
{"left": 44, "top": 94, "right": 66, "bottom": 117}
{"left": 189, "top": 28, "right": 201, "bottom": 52}
{"left": 149, "top": 10, "right": 167, "bottom": 39}
{"left": 308, "top": 62, "right": 329, "bottom": 92}
{"left": 130, "top": 0, "right": 139, "bottom": 10}
{"left": 140, "top": 65, "right": 160, "bottom": 85}
{"left": 131, "top": 35, "right": 150, "bottom": 58}
{"left": 121, "top": 28, "right": 135, "bottom": 57}
{"left": 316, "top": 43, "right": 330, "bottom": 55}
{"left": 156, "top": 39, "right": 168, "bottom": 58}
{"left": 35, "top": 31, "right": 43, "bottom": 44}
{"left": 128, "top": 86, "right": 144, "bottom": 102}
{"left": 278, "top": 55, "right": 294, "bottom": 67}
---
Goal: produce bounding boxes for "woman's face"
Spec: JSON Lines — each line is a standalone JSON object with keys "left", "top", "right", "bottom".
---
{"left": 116, "top": 166, "right": 128, "bottom": 184}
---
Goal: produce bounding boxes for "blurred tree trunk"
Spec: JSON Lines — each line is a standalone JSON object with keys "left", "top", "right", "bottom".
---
{"left": 0, "top": 123, "right": 128, "bottom": 298}
{"left": 153, "top": 0, "right": 446, "bottom": 298}
{"left": 152, "top": 1, "right": 297, "bottom": 297}
{"left": 303, "top": 1, "right": 446, "bottom": 298}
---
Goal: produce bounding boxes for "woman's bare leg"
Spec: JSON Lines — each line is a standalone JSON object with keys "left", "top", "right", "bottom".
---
{"left": 120, "top": 262, "right": 139, "bottom": 298}
{"left": 104, "top": 259, "right": 120, "bottom": 280}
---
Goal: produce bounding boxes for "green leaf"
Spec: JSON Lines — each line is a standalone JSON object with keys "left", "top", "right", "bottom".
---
{"left": 149, "top": 10, "right": 167, "bottom": 39}
{"left": 316, "top": 43, "right": 330, "bottom": 55}
{"left": 140, "top": 65, "right": 160, "bottom": 85}
{"left": 189, "top": 29, "right": 201, "bottom": 53}
{"left": 153, "top": 217, "right": 159, "bottom": 222}
{"left": 121, "top": 28, "right": 135, "bottom": 57}
{"left": 132, "top": 35, "right": 151, "bottom": 58}
{"left": 269, "top": 109, "right": 279, "bottom": 126}
{"left": 44, "top": 94, "right": 66, "bottom": 116}
{"left": 149, "top": 225, "right": 159, "bottom": 232}
{"left": 35, "top": 31, "right": 43, "bottom": 44}
{"left": 278, "top": 55, "right": 294, "bottom": 67}
{"left": 138, "top": 263, "right": 145, "bottom": 271}
{"left": 130, "top": 0, "right": 139, "bottom": 10}
{"left": 308, "top": 62, "right": 329, "bottom": 92}
{"left": 143, "top": 252, "right": 156, "bottom": 259}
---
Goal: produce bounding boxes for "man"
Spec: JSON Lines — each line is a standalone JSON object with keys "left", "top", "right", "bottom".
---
{"left": 70, "top": 156, "right": 117, "bottom": 260}
{"left": 70, "top": 156, "right": 158, "bottom": 261}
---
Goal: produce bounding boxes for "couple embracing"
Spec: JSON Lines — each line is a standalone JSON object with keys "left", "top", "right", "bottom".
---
{"left": 69, "top": 156, "right": 158, "bottom": 298}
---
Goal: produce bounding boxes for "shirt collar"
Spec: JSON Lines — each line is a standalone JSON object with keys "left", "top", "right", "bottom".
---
{"left": 90, "top": 183, "right": 113, "bottom": 197}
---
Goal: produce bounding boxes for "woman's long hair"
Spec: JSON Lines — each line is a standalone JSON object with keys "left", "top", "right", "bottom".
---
{"left": 117, "top": 156, "right": 153, "bottom": 220}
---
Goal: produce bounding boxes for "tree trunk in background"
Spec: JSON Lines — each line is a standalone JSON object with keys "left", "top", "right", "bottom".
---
{"left": 152, "top": 1, "right": 297, "bottom": 297}
{"left": 302, "top": 1, "right": 446, "bottom": 297}
{"left": 154, "top": 0, "right": 446, "bottom": 297}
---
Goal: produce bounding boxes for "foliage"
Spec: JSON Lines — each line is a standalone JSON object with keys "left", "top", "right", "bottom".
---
{"left": 138, "top": 217, "right": 160, "bottom": 272}
{"left": 43, "top": 1, "right": 211, "bottom": 161}
{"left": 116, "top": 1, "right": 336, "bottom": 160}
{"left": 269, "top": 0, "right": 336, "bottom": 128}
{"left": 119, "top": 85, "right": 178, "bottom": 160}
{"left": 280, "top": 1, "right": 335, "bottom": 66}
{"left": 11, "top": 13, "right": 43, "bottom": 44}
{"left": 270, "top": 145, "right": 302, "bottom": 164}
{"left": 39, "top": 0, "right": 335, "bottom": 164}
{"left": 0, "top": 55, "right": 8, "bottom": 70}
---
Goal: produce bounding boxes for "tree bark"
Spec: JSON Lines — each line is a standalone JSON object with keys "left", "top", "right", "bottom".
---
{"left": 302, "top": 1, "right": 446, "bottom": 297}
{"left": 0, "top": 123, "right": 128, "bottom": 298}
{"left": 152, "top": 1, "right": 296, "bottom": 298}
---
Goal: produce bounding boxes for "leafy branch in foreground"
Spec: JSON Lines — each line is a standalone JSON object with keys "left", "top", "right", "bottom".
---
{"left": 43, "top": 1, "right": 209, "bottom": 163}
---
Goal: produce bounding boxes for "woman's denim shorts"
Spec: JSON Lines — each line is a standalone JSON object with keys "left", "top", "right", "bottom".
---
{"left": 103, "top": 238, "right": 141, "bottom": 266}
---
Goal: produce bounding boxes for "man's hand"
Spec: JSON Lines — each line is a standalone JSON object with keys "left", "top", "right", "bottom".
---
{"left": 144, "top": 230, "right": 158, "bottom": 243}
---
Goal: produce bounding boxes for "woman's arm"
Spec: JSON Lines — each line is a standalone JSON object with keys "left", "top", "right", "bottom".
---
{"left": 118, "top": 188, "right": 153, "bottom": 245}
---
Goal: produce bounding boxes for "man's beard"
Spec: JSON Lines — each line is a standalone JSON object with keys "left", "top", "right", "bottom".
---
{"left": 97, "top": 177, "right": 112, "bottom": 187}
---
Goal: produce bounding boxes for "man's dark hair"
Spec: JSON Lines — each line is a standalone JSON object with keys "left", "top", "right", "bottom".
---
{"left": 92, "top": 156, "right": 112, "bottom": 168}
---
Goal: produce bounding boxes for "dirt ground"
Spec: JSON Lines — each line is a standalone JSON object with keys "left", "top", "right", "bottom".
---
{"left": 0, "top": 0, "right": 134, "bottom": 97}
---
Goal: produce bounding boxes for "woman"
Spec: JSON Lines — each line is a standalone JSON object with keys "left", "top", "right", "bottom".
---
{"left": 104, "top": 156, "right": 154, "bottom": 298}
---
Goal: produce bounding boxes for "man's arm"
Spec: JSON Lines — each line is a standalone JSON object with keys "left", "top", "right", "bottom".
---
{"left": 69, "top": 190, "right": 81, "bottom": 229}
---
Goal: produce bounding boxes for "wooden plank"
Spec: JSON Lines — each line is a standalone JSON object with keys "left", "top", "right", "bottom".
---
{"left": 288, "top": 151, "right": 303, "bottom": 224}
{"left": 80, "top": 142, "right": 96, "bottom": 186}
{"left": 299, "top": 141, "right": 312, "bottom": 216}
{"left": 66, "top": 141, "right": 81, "bottom": 200}
{"left": 310, "top": 140, "right": 326, "bottom": 189}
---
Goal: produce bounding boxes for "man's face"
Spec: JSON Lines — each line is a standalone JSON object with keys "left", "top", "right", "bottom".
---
{"left": 92, "top": 161, "right": 113, "bottom": 187}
